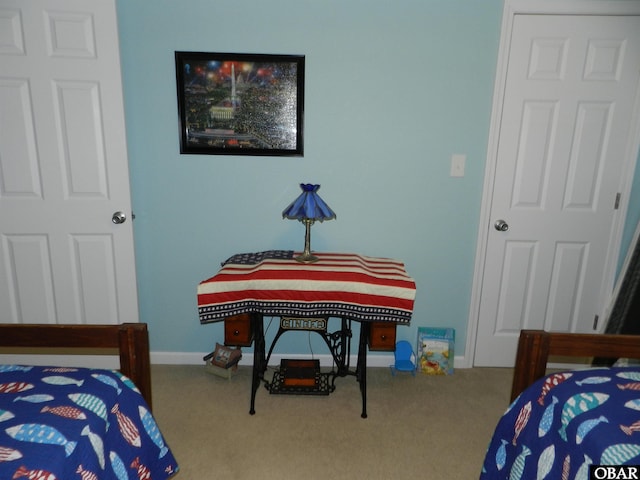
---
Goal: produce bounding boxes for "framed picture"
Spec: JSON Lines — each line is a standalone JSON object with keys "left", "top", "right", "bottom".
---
{"left": 175, "top": 51, "right": 305, "bottom": 156}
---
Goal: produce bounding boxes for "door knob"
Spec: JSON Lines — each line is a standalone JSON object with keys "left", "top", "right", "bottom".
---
{"left": 494, "top": 220, "right": 509, "bottom": 231}
{"left": 112, "top": 211, "right": 127, "bottom": 224}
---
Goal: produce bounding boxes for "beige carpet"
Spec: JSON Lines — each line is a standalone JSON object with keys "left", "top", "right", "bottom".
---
{"left": 151, "top": 364, "right": 514, "bottom": 480}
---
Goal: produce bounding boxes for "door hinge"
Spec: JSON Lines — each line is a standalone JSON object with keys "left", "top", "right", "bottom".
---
{"left": 615, "top": 193, "right": 621, "bottom": 210}
{"left": 593, "top": 314, "right": 599, "bottom": 330}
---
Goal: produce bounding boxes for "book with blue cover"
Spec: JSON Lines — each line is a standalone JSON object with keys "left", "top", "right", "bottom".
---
{"left": 417, "top": 327, "right": 454, "bottom": 375}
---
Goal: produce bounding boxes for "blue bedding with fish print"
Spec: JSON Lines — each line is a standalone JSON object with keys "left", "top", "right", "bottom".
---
{"left": 0, "top": 365, "right": 178, "bottom": 480}
{"left": 480, "top": 367, "right": 640, "bottom": 479}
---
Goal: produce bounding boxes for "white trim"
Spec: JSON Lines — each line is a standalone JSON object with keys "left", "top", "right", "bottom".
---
{"left": 464, "top": 0, "right": 515, "bottom": 369}
{"left": 151, "top": 351, "right": 470, "bottom": 369}
{"left": 153, "top": 351, "right": 394, "bottom": 368}
{"left": 0, "top": 351, "right": 469, "bottom": 369}
{"left": 465, "top": 0, "right": 640, "bottom": 368}
{"left": 505, "top": 0, "right": 640, "bottom": 15}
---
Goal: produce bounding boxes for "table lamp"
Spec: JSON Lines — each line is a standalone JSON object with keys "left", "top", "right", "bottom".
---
{"left": 282, "top": 183, "right": 336, "bottom": 263}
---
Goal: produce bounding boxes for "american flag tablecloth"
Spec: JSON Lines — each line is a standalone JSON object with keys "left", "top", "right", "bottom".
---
{"left": 197, "top": 251, "right": 416, "bottom": 324}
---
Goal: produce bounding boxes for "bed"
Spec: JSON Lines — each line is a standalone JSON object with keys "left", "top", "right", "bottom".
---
{"left": 0, "top": 323, "right": 179, "bottom": 479}
{"left": 481, "top": 329, "right": 640, "bottom": 479}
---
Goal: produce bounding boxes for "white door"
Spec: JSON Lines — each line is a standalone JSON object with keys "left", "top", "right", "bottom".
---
{"left": 473, "top": 13, "right": 640, "bottom": 366}
{"left": 0, "top": 0, "right": 139, "bottom": 325}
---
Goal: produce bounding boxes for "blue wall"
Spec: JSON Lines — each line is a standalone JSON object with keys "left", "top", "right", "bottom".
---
{"left": 116, "top": 0, "right": 640, "bottom": 360}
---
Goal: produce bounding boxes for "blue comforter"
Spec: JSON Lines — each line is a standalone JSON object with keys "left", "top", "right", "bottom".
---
{"left": 0, "top": 365, "right": 178, "bottom": 479}
{"left": 481, "top": 367, "right": 640, "bottom": 479}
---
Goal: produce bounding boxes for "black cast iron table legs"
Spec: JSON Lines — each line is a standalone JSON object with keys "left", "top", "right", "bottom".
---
{"left": 248, "top": 314, "right": 369, "bottom": 418}
{"left": 249, "top": 313, "right": 265, "bottom": 415}
{"left": 357, "top": 322, "right": 369, "bottom": 418}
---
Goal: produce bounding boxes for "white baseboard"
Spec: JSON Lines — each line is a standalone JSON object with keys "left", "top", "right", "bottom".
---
{"left": 0, "top": 352, "right": 469, "bottom": 369}
{"left": 151, "top": 351, "right": 470, "bottom": 369}
{"left": 151, "top": 351, "right": 395, "bottom": 368}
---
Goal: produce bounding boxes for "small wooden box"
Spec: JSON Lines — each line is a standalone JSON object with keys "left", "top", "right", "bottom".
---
{"left": 368, "top": 322, "right": 396, "bottom": 351}
{"left": 224, "top": 314, "right": 253, "bottom": 346}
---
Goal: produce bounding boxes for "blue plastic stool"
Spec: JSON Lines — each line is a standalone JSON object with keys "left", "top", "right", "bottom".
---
{"left": 390, "top": 340, "right": 416, "bottom": 376}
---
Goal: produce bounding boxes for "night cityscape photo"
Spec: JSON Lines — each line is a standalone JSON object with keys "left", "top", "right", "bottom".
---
{"left": 175, "top": 53, "right": 304, "bottom": 155}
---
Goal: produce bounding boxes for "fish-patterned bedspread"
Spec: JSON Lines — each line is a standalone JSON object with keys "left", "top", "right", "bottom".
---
{"left": 0, "top": 365, "right": 178, "bottom": 480}
{"left": 480, "top": 367, "right": 640, "bottom": 480}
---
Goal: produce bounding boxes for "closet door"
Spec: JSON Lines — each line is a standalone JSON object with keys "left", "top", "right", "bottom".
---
{"left": 0, "top": 0, "right": 139, "bottom": 324}
{"left": 473, "top": 13, "right": 640, "bottom": 366}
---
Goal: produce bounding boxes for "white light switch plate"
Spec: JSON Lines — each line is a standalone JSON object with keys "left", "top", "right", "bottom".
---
{"left": 450, "top": 154, "right": 466, "bottom": 177}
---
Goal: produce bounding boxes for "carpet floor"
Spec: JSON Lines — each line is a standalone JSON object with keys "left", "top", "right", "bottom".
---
{"left": 151, "top": 364, "right": 514, "bottom": 480}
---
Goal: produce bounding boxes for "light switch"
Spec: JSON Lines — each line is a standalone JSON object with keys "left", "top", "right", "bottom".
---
{"left": 450, "top": 154, "right": 466, "bottom": 177}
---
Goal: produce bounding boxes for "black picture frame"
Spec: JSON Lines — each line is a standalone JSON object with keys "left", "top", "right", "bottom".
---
{"left": 175, "top": 51, "right": 304, "bottom": 156}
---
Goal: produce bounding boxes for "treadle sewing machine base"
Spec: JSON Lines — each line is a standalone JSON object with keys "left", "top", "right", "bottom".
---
{"left": 268, "top": 359, "right": 334, "bottom": 396}
{"left": 263, "top": 319, "right": 351, "bottom": 398}
{"left": 250, "top": 315, "right": 370, "bottom": 416}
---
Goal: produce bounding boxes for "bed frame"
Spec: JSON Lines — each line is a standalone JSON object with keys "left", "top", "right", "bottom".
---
{"left": 0, "top": 323, "right": 152, "bottom": 410}
{"left": 511, "top": 329, "right": 640, "bottom": 402}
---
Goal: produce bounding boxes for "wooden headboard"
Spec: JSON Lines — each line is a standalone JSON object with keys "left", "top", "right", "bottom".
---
{"left": 511, "top": 329, "right": 640, "bottom": 402}
{"left": 0, "top": 323, "right": 152, "bottom": 410}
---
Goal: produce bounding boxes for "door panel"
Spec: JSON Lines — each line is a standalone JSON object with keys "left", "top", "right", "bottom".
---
{"left": 56, "top": 81, "right": 109, "bottom": 197}
{"left": 0, "top": 0, "right": 138, "bottom": 325}
{"left": 0, "top": 79, "right": 42, "bottom": 196}
{"left": 473, "top": 14, "right": 640, "bottom": 366}
{"left": 1, "top": 235, "right": 56, "bottom": 323}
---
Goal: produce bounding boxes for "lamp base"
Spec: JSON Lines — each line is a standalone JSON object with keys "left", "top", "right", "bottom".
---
{"left": 295, "top": 219, "right": 319, "bottom": 263}
{"left": 294, "top": 251, "right": 319, "bottom": 263}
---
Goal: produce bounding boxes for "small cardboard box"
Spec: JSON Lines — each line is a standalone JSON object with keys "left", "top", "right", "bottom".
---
{"left": 203, "top": 343, "right": 242, "bottom": 380}
{"left": 205, "top": 360, "right": 238, "bottom": 379}
{"left": 417, "top": 327, "right": 454, "bottom": 375}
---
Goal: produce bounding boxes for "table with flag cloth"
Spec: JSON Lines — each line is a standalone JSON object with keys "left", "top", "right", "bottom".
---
{"left": 197, "top": 251, "right": 416, "bottom": 417}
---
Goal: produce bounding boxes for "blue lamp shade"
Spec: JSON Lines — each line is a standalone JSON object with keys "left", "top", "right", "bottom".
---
{"left": 282, "top": 184, "right": 336, "bottom": 222}
{"left": 282, "top": 184, "right": 336, "bottom": 263}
